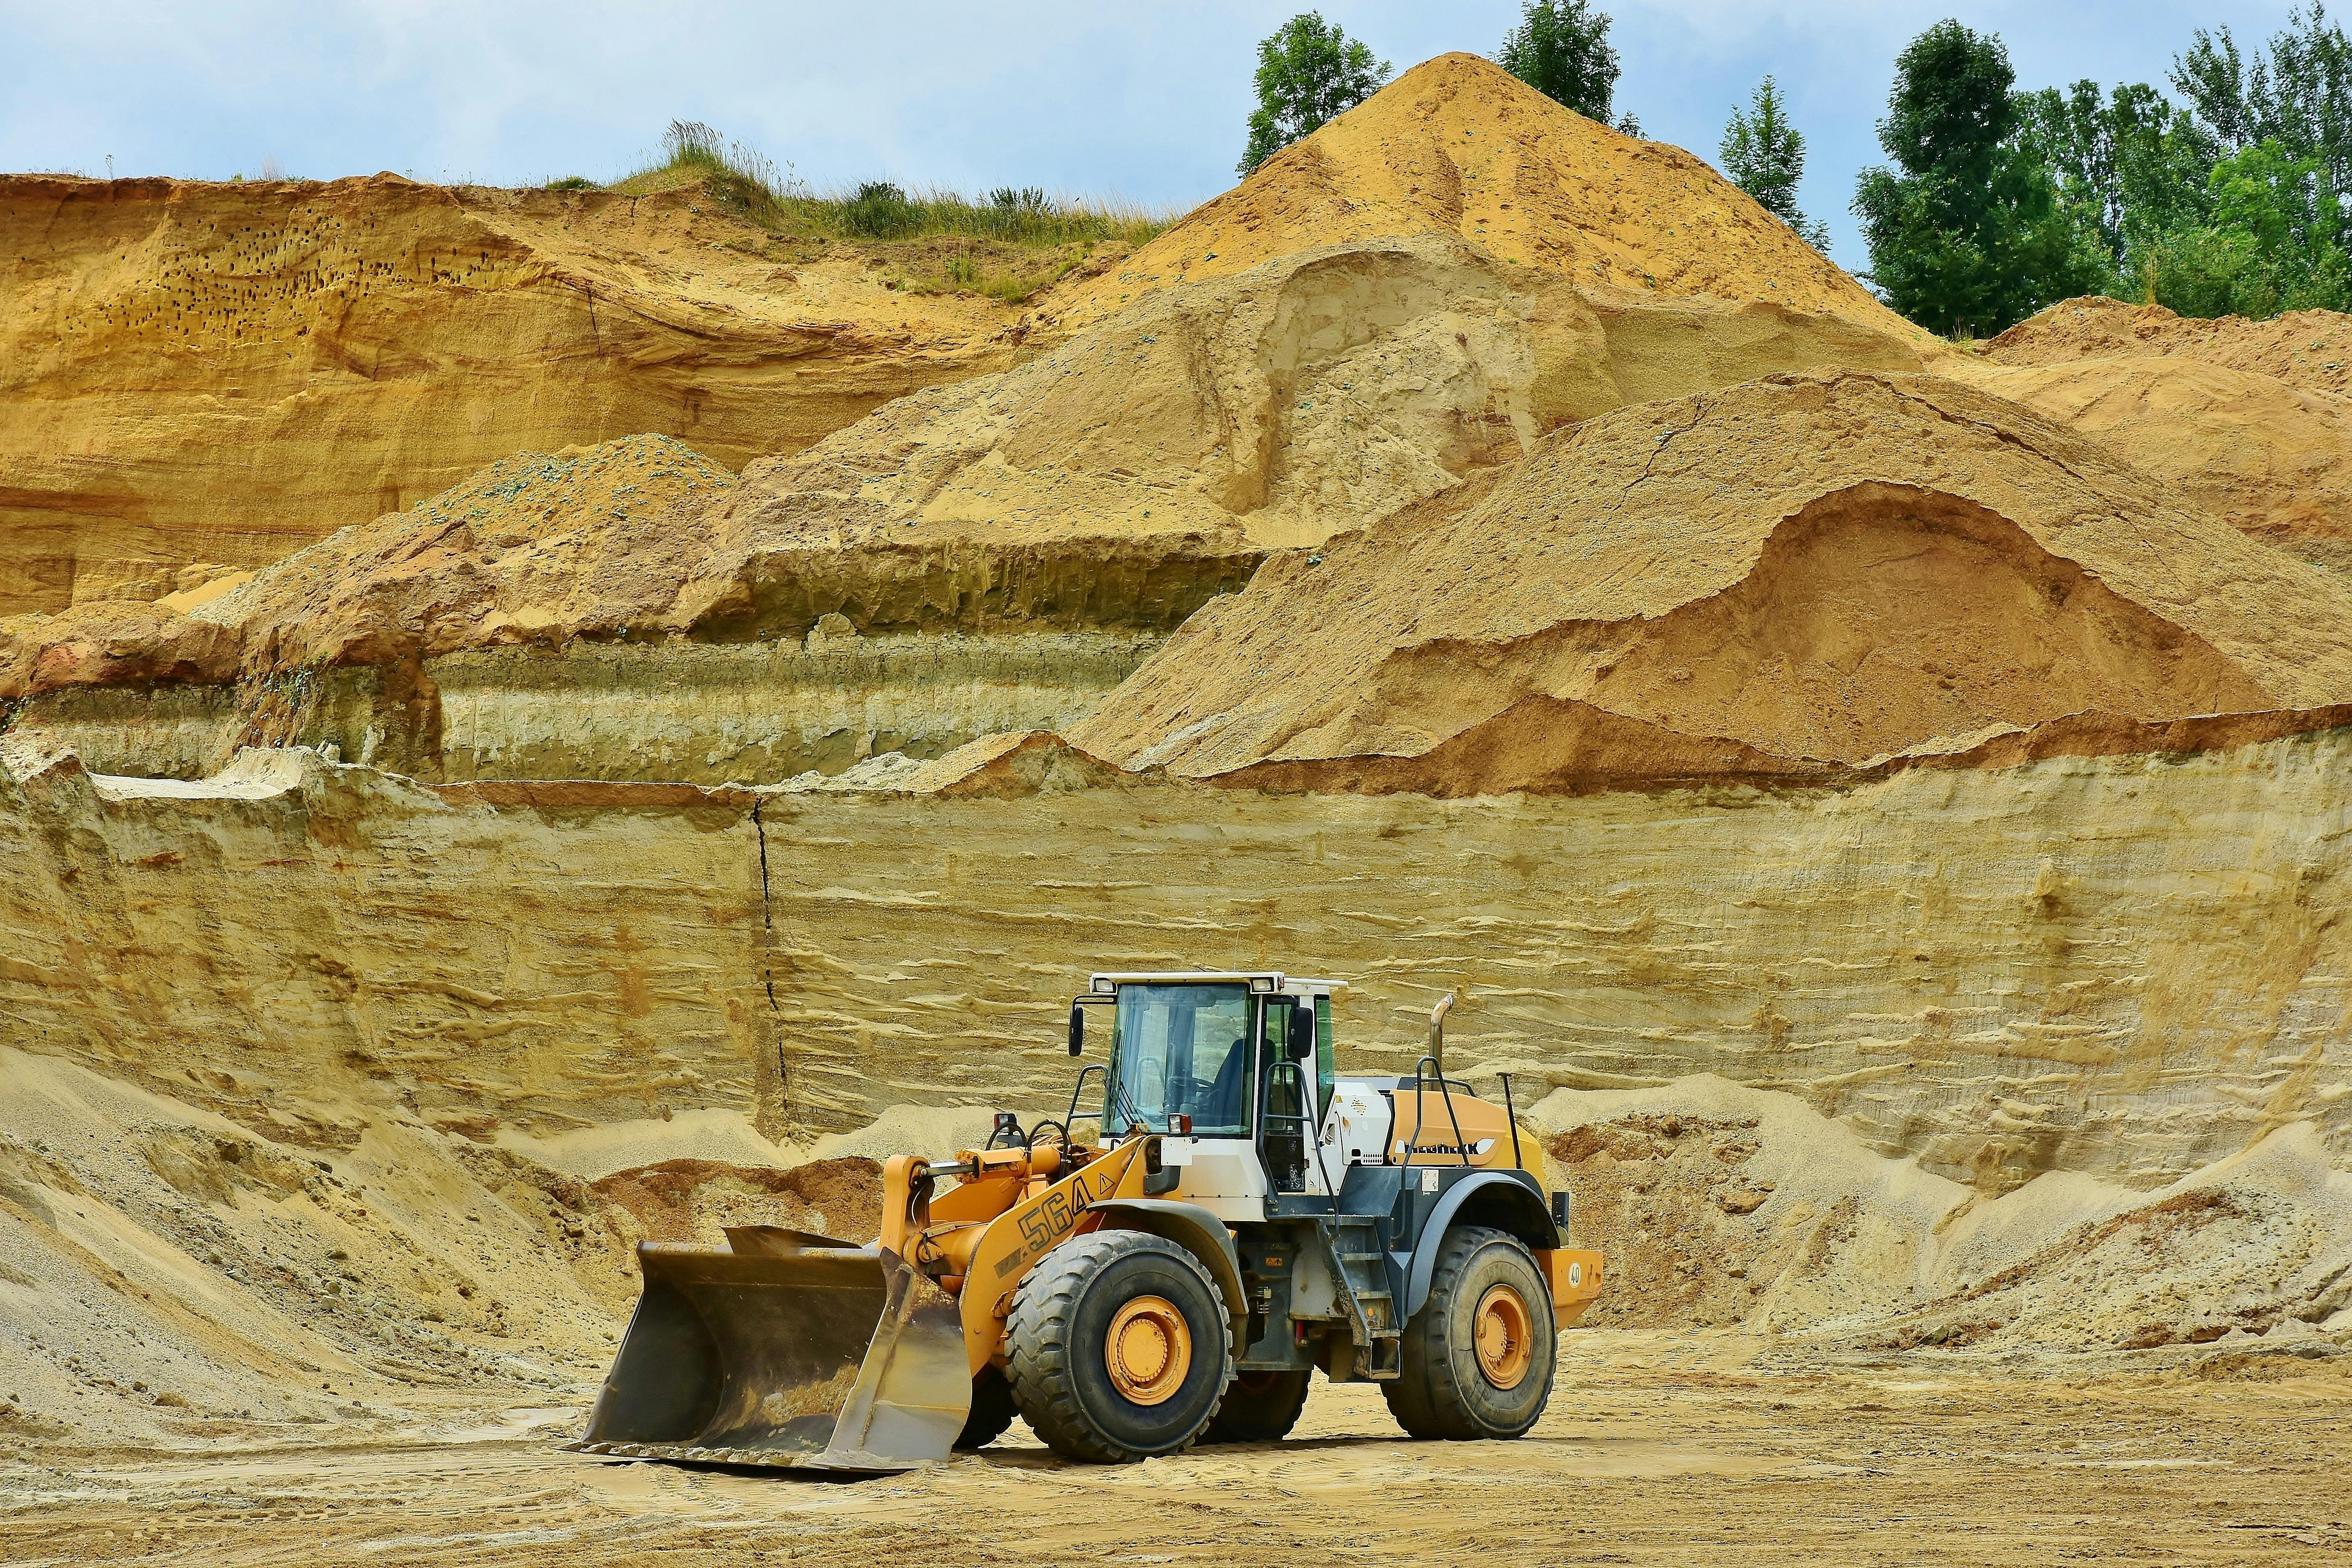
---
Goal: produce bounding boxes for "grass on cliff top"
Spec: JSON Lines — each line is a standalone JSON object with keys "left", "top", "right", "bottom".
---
{"left": 596, "top": 121, "right": 1174, "bottom": 301}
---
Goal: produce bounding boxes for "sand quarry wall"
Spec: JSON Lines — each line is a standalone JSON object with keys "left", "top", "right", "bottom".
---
{"left": 4, "top": 732, "right": 2346, "bottom": 1194}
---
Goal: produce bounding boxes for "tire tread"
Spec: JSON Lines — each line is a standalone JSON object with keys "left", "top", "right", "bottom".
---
{"left": 1382, "top": 1225, "right": 1555, "bottom": 1441}
{"left": 1005, "top": 1228, "right": 1231, "bottom": 1463}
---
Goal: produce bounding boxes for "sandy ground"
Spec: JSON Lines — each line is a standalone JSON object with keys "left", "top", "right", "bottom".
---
{"left": 4, "top": 1333, "right": 2346, "bottom": 1567}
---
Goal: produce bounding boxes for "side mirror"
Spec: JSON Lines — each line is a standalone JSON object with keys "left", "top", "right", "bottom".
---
{"left": 1287, "top": 1002, "right": 1315, "bottom": 1061}
{"left": 1068, "top": 1005, "right": 1085, "bottom": 1057}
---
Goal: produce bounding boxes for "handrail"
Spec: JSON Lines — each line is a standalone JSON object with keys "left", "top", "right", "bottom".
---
{"left": 1401, "top": 1054, "right": 1472, "bottom": 1169}
{"left": 1270, "top": 1051, "right": 1345, "bottom": 1204}
{"left": 1499, "top": 1072, "right": 1523, "bottom": 1169}
{"left": 1261, "top": 1062, "right": 1312, "bottom": 1133}
{"left": 1064, "top": 1063, "right": 1106, "bottom": 1135}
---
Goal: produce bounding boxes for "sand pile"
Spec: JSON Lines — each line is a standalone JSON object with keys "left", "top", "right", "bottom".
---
{"left": 0, "top": 1045, "right": 617, "bottom": 1452}
{"left": 1935, "top": 303, "right": 2352, "bottom": 573}
{"left": 2, "top": 57, "right": 1945, "bottom": 719}
{"left": 1049, "top": 53, "right": 1924, "bottom": 345}
{"left": 1068, "top": 369, "right": 2352, "bottom": 792}
{"left": 0, "top": 243, "right": 1931, "bottom": 713}
{"left": 0, "top": 1039, "right": 897, "bottom": 1455}
{"left": 1987, "top": 296, "right": 2352, "bottom": 396}
{"left": 1956, "top": 357, "right": 2352, "bottom": 564}
{"left": 1532, "top": 1076, "right": 2352, "bottom": 1362}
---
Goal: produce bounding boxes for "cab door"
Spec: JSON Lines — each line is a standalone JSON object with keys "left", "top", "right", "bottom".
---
{"left": 1256, "top": 995, "right": 1329, "bottom": 1196}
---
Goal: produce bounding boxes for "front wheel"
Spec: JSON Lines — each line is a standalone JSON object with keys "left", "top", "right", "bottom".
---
{"left": 1006, "top": 1229, "right": 1232, "bottom": 1463}
{"left": 1383, "top": 1226, "right": 1555, "bottom": 1441}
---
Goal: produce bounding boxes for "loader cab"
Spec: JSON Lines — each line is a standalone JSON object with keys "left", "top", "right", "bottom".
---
{"left": 1081, "top": 972, "right": 1341, "bottom": 1222}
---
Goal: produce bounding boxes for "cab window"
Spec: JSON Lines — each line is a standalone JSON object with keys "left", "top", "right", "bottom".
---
{"left": 1107, "top": 983, "right": 1252, "bottom": 1136}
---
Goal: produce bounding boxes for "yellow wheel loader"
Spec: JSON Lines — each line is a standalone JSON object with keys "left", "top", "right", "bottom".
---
{"left": 567, "top": 975, "right": 1604, "bottom": 1470}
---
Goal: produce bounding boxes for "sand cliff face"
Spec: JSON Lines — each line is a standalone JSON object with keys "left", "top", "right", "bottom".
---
{"left": 5, "top": 731, "right": 2344, "bottom": 1197}
{"left": 0, "top": 173, "right": 1025, "bottom": 614}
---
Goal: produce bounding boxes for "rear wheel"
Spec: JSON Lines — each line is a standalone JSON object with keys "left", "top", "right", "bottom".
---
{"left": 1199, "top": 1367, "right": 1312, "bottom": 1444}
{"left": 953, "top": 1365, "right": 1017, "bottom": 1450}
{"left": 1006, "top": 1229, "right": 1232, "bottom": 1463}
{"left": 1383, "top": 1226, "right": 1555, "bottom": 1441}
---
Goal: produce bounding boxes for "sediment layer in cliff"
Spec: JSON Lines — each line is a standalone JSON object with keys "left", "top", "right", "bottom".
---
{"left": 1069, "top": 370, "right": 2352, "bottom": 789}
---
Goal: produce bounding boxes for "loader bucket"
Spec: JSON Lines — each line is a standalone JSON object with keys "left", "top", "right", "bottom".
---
{"left": 565, "top": 1227, "right": 969, "bottom": 1474}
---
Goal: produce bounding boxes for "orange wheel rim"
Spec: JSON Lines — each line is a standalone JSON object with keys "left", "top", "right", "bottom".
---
{"left": 1474, "top": 1283, "right": 1534, "bottom": 1390}
{"left": 1106, "top": 1294, "right": 1192, "bottom": 1406}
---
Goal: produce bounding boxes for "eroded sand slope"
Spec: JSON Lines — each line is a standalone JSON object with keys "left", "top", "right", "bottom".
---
{"left": 0, "top": 174, "right": 1025, "bottom": 613}
{"left": 1071, "top": 370, "right": 2352, "bottom": 788}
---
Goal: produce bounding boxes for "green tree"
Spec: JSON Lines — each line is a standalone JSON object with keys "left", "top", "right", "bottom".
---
{"left": 1720, "top": 76, "right": 1828, "bottom": 249}
{"left": 2171, "top": 4, "right": 2352, "bottom": 246}
{"left": 1497, "top": 0, "right": 1621, "bottom": 124}
{"left": 2016, "top": 80, "right": 2216, "bottom": 265}
{"left": 1238, "top": 13, "right": 1390, "bottom": 177}
{"left": 1852, "top": 21, "right": 2111, "bottom": 334}
{"left": 2137, "top": 139, "right": 2351, "bottom": 315}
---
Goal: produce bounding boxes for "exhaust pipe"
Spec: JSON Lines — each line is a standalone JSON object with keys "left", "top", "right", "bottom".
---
{"left": 1427, "top": 991, "right": 1455, "bottom": 1069}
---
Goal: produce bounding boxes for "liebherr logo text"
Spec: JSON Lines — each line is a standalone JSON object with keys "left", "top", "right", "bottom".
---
{"left": 1395, "top": 1137, "right": 1497, "bottom": 1158}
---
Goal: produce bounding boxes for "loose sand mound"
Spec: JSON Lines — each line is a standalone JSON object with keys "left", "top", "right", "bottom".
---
{"left": 1987, "top": 295, "right": 2352, "bottom": 397}
{"left": 1953, "top": 296, "right": 2352, "bottom": 572}
{"left": 0, "top": 174, "right": 1025, "bottom": 615}
{"left": 1068, "top": 370, "right": 2352, "bottom": 789}
{"left": 3, "top": 231, "right": 1926, "bottom": 706}
{"left": 0, "top": 1041, "right": 898, "bottom": 1454}
{"left": 1051, "top": 53, "right": 1924, "bottom": 348}
{"left": 1532, "top": 1076, "right": 2352, "bottom": 1359}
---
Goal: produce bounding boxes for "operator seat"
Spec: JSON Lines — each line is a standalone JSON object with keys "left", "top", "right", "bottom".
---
{"left": 1196, "top": 1034, "right": 1250, "bottom": 1132}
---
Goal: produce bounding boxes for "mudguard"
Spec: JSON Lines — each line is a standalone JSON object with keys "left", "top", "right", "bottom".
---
{"left": 1400, "top": 1169, "right": 1561, "bottom": 1318}
{"left": 1088, "top": 1198, "right": 1251, "bottom": 1357}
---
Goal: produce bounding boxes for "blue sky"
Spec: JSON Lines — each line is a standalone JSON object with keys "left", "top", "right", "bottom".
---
{"left": 0, "top": 1, "right": 2314, "bottom": 273}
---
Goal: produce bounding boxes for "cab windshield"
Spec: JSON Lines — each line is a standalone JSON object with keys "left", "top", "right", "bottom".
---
{"left": 1106, "top": 983, "right": 1252, "bottom": 1137}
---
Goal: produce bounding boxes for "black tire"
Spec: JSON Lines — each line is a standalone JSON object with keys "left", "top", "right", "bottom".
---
{"left": 1199, "top": 1367, "right": 1312, "bottom": 1445}
{"left": 953, "top": 1365, "right": 1017, "bottom": 1450}
{"left": 1383, "top": 1226, "right": 1555, "bottom": 1441}
{"left": 1006, "top": 1229, "right": 1232, "bottom": 1463}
